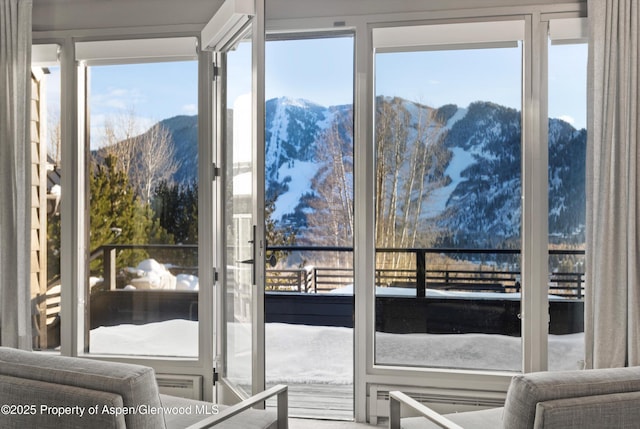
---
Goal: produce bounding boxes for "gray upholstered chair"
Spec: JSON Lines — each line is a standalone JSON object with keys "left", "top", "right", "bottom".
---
{"left": 389, "top": 366, "right": 640, "bottom": 429}
{"left": 0, "top": 346, "right": 287, "bottom": 429}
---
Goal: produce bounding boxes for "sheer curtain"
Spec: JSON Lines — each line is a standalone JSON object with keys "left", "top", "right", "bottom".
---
{"left": 586, "top": 0, "right": 640, "bottom": 368}
{"left": 0, "top": 0, "right": 32, "bottom": 349}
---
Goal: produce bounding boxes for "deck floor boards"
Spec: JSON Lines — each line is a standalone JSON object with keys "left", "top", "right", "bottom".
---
{"left": 268, "top": 383, "right": 354, "bottom": 420}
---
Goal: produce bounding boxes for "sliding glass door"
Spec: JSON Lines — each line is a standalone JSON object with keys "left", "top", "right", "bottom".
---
{"left": 373, "top": 20, "right": 525, "bottom": 372}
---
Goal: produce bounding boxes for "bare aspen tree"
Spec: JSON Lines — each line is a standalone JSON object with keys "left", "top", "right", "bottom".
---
{"left": 99, "top": 107, "right": 179, "bottom": 203}
{"left": 374, "top": 97, "right": 450, "bottom": 274}
{"left": 375, "top": 99, "right": 394, "bottom": 269}
{"left": 131, "top": 123, "right": 179, "bottom": 204}
{"left": 375, "top": 101, "right": 390, "bottom": 246}
{"left": 376, "top": 98, "right": 411, "bottom": 269}
{"left": 47, "top": 110, "right": 62, "bottom": 167}
{"left": 308, "top": 112, "right": 353, "bottom": 235}
{"left": 101, "top": 106, "right": 140, "bottom": 174}
{"left": 303, "top": 109, "right": 354, "bottom": 269}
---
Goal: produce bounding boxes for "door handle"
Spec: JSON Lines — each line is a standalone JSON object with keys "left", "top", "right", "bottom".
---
{"left": 249, "top": 225, "right": 256, "bottom": 285}
{"left": 240, "top": 253, "right": 275, "bottom": 266}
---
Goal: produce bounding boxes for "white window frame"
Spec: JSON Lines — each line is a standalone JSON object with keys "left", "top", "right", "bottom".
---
{"left": 363, "top": 14, "right": 530, "bottom": 414}
{"left": 370, "top": 18, "right": 531, "bottom": 375}
{"left": 543, "top": 15, "right": 588, "bottom": 370}
{"left": 358, "top": 8, "right": 585, "bottom": 424}
{"left": 74, "top": 37, "right": 198, "bottom": 65}
{"left": 32, "top": 0, "right": 587, "bottom": 420}
{"left": 48, "top": 35, "right": 218, "bottom": 402}
{"left": 265, "top": 3, "right": 587, "bottom": 422}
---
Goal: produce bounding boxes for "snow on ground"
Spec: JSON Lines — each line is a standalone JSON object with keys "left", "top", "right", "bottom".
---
{"left": 377, "top": 331, "right": 584, "bottom": 371}
{"left": 90, "top": 320, "right": 584, "bottom": 383}
{"left": 265, "top": 323, "right": 353, "bottom": 385}
{"left": 90, "top": 319, "right": 198, "bottom": 357}
{"left": 122, "top": 259, "right": 199, "bottom": 291}
{"left": 91, "top": 262, "right": 581, "bottom": 378}
{"left": 330, "top": 284, "right": 568, "bottom": 301}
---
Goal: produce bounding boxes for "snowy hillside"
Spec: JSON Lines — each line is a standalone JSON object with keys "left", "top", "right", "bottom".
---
{"left": 436, "top": 101, "right": 523, "bottom": 247}
{"left": 142, "top": 96, "right": 585, "bottom": 248}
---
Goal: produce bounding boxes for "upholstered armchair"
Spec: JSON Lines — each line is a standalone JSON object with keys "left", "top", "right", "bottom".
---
{"left": 390, "top": 366, "right": 640, "bottom": 429}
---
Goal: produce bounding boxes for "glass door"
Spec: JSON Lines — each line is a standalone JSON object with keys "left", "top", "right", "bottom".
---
{"left": 262, "top": 34, "right": 355, "bottom": 419}
{"left": 223, "top": 39, "right": 256, "bottom": 397}
{"left": 210, "top": 0, "right": 266, "bottom": 400}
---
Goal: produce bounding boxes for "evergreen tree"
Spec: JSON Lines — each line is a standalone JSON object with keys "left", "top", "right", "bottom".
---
{"left": 264, "top": 196, "right": 297, "bottom": 289}
{"left": 152, "top": 180, "right": 198, "bottom": 245}
{"left": 265, "top": 196, "right": 296, "bottom": 260}
{"left": 89, "top": 154, "right": 171, "bottom": 274}
{"left": 47, "top": 212, "right": 61, "bottom": 284}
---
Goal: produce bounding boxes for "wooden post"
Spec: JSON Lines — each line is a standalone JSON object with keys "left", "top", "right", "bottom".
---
{"left": 103, "top": 247, "right": 117, "bottom": 290}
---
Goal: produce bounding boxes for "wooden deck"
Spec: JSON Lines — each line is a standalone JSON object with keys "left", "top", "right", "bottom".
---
{"left": 268, "top": 383, "right": 353, "bottom": 420}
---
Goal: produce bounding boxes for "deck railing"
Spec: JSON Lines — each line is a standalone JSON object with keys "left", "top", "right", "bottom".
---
{"left": 266, "top": 245, "right": 585, "bottom": 298}
{"left": 85, "top": 243, "right": 584, "bottom": 298}
{"left": 90, "top": 243, "right": 198, "bottom": 290}
{"left": 34, "top": 243, "right": 584, "bottom": 348}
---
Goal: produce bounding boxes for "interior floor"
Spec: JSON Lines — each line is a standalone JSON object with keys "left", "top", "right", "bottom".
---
{"left": 289, "top": 418, "right": 385, "bottom": 428}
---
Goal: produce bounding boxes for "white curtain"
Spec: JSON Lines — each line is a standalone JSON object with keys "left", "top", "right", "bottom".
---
{"left": 0, "top": 0, "right": 32, "bottom": 349}
{"left": 586, "top": 0, "right": 640, "bottom": 368}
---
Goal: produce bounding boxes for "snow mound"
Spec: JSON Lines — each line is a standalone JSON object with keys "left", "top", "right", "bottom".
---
{"left": 125, "top": 258, "right": 199, "bottom": 291}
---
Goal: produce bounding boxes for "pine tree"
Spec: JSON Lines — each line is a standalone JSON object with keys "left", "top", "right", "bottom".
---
{"left": 89, "top": 154, "right": 172, "bottom": 274}
{"left": 152, "top": 180, "right": 198, "bottom": 245}
{"left": 265, "top": 197, "right": 296, "bottom": 260}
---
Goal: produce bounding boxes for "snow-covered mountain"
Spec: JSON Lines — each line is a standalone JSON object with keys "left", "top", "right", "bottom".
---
{"left": 264, "top": 97, "right": 352, "bottom": 225}
{"left": 432, "top": 100, "right": 586, "bottom": 247}
{"left": 148, "top": 96, "right": 586, "bottom": 248}
{"left": 434, "top": 101, "right": 524, "bottom": 247}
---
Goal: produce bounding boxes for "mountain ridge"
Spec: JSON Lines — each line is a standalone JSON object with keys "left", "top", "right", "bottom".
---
{"left": 131, "top": 96, "right": 586, "bottom": 248}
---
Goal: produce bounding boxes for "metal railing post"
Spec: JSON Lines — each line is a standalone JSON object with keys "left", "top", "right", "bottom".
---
{"left": 313, "top": 267, "right": 317, "bottom": 293}
{"left": 416, "top": 249, "right": 426, "bottom": 298}
{"left": 577, "top": 273, "right": 583, "bottom": 299}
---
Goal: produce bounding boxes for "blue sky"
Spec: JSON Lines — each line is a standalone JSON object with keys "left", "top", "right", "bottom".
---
{"left": 88, "top": 61, "right": 198, "bottom": 147}
{"left": 376, "top": 47, "right": 523, "bottom": 113}
{"left": 548, "top": 43, "right": 588, "bottom": 130}
{"left": 376, "top": 42, "right": 587, "bottom": 130}
{"left": 226, "top": 36, "right": 355, "bottom": 107}
{"left": 45, "top": 36, "right": 587, "bottom": 148}
{"left": 90, "top": 62, "right": 199, "bottom": 117}
{"left": 87, "top": 36, "right": 356, "bottom": 129}
{"left": 265, "top": 37, "right": 355, "bottom": 106}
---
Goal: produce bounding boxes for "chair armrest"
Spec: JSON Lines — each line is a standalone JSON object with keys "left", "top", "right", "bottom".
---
{"left": 185, "top": 384, "right": 288, "bottom": 429}
{"left": 389, "top": 391, "right": 464, "bottom": 429}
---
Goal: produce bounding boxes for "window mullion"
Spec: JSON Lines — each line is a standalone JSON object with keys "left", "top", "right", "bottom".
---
{"left": 60, "top": 38, "right": 88, "bottom": 356}
{"left": 521, "top": 14, "right": 549, "bottom": 373}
